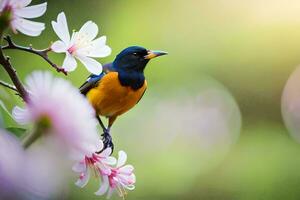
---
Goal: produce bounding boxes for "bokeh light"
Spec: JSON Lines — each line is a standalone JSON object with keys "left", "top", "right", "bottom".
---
{"left": 282, "top": 66, "right": 300, "bottom": 142}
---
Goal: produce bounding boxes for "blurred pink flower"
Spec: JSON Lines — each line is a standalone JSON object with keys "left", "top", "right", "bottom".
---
{"left": 95, "top": 151, "right": 136, "bottom": 199}
{"left": 73, "top": 148, "right": 116, "bottom": 188}
{"left": 12, "top": 71, "right": 102, "bottom": 159}
{"left": 0, "top": 129, "right": 24, "bottom": 199}
{"left": 0, "top": 129, "right": 71, "bottom": 199}
{"left": 0, "top": 0, "right": 47, "bottom": 36}
{"left": 51, "top": 12, "right": 111, "bottom": 74}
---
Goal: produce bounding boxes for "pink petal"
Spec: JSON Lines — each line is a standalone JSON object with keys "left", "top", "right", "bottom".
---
{"left": 75, "top": 169, "right": 90, "bottom": 188}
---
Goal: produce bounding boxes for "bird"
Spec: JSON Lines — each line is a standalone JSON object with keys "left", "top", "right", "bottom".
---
{"left": 79, "top": 46, "right": 167, "bottom": 152}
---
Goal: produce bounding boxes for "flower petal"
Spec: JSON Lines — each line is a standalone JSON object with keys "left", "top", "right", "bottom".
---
{"left": 12, "top": 106, "right": 30, "bottom": 125}
{"left": 101, "top": 148, "right": 112, "bottom": 157}
{"left": 106, "top": 187, "right": 114, "bottom": 199}
{"left": 51, "top": 12, "right": 70, "bottom": 44}
{"left": 72, "top": 160, "right": 87, "bottom": 173}
{"left": 105, "top": 157, "right": 117, "bottom": 166}
{"left": 76, "top": 55, "right": 102, "bottom": 75}
{"left": 14, "top": 2, "right": 47, "bottom": 19}
{"left": 95, "top": 176, "right": 109, "bottom": 196}
{"left": 119, "top": 165, "right": 134, "bottom": 175}
{"left": 77, "top": 36, "right": 111, "bottom": 58}
{"left": 75, "top": 169, "right": 90, "bottom": 188}
{"left": 116, "top": 151, "right": 127, "bottom": 168}
{"left": 15, "top": 0, "right": 32, "bottom": 7}
{"left": 12, "top": 18, "right": 45, "bottom": 36}
{"left": 124, "top": 184, "right": 135, "bottom": 190}
{"left": 78, "top": 21, "right": 98, "bottom": 41}
{"left": 51, "top": 40, "right": 67, "bottom": 53}
{"left": 62, "top": 53, "right": 77, "bottom": 72}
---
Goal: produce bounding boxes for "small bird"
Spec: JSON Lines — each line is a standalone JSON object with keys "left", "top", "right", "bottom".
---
{"left": 79, "top": 46, "right": 167, "bottom": 151}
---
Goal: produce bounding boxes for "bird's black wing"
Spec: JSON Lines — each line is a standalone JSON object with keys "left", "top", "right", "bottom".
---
{"left": 79, "top": 63, "right": 115, "bottom": 95}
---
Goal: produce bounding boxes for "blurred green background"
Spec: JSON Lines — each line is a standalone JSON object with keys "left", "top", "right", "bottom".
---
{"left": 2, "top": 0, "right": 300, "bottom": 199}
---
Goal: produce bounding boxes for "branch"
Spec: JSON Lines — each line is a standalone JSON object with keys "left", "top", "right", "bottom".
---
{"left": 0, "top": 47, "right": 28, "bottom": 100}
{"left": 0, "top": 79, "right": 18, "bottom": 92}
{"left": 2, "top": 35, "right": 67, "bottom": 75}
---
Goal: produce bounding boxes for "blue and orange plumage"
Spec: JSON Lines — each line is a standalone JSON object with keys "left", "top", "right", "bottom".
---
{"left": 79, "top": 46, "right": 167, "bottom": 151}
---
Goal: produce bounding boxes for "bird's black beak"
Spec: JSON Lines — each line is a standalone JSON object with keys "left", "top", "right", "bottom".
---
{"left": 144, "top": 50, "right": 168, "bottom": 60}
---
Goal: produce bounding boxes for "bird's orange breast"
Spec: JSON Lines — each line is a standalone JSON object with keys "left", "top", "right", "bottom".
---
{"left": 86, "top": 72, "right": 147, "bottom": 117}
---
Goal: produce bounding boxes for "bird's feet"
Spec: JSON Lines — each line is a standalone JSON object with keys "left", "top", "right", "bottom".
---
{"left": 101, "top": 129, "right": 114, "bottom": 153}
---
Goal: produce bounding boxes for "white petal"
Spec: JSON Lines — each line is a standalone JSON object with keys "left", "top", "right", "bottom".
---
{"left": 99, "top": 164, "right": 111, "bottom": 175}
{"left": 75, "top": 169, "right": 90, "bottom": 188}
{"left": 106, "top": 187, "right": 114, "bottom": 199}
{"left": 128, "top": 173, "right": 136, "bottom": 184}
{"left": 124, "top": 184, "right": 135, "bottom": 190}
{"left": 78, "top": 21, "right": 98, "bottom": 41}
{"left": 15, "top": 2, "right": 47, "bottom": 19}
{"left": 72, "top": 161, "right": 86, "bottom": 173}
{"left": 119, "top": 165, "right": 134, "bottom": 175}
{"left": 105, "top": 157, "right": 117, "bottom": 165}
{"left": 77, "top": 55, "right": 102, "bottom": 75}
{"left": 116, "top": 151, "right": 127, "bottom": 168}
{"left": 16, "top": 0, "right": 32, "bottom": 7}
{"left": 51, "top": 40, "right": 67, "bottom": 53}
{"left": 51, "top": 12, "right": 70, "bottom": 44}
{"left": 101, "top": 148, "right": 112, "bottom": 157}
{"left": 95, "top": 176, "right": 109, "bottom": 196}
{"left": 13, "top": 18, "right": 45, "bottom": 36}
{"left": 78, "top": 36, "right": 112, "bottom": 58}
{"left": 12, "top": 106, "right": 30, "bottom": 125}
{"left": 62, "top": 53, "right": 77, "bottom": 72}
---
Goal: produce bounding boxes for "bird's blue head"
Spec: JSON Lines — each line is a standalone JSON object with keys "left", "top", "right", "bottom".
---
{"left": 113, "top": 46, "right": 167, "bottom": 73}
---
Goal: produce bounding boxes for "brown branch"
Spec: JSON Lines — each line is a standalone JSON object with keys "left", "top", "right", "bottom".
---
{"left": 0, "top": 79, "right": 18, "bottom": 92}
{"left": 2, "top": 35, "right": 67, "bottom": 75}
{"left": 0, "top": 46, "right": 28, "bottom": 100}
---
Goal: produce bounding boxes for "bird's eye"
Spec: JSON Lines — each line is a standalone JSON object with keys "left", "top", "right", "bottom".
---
{"left": 133, "top": 52, "right": 138, "bottom": 56}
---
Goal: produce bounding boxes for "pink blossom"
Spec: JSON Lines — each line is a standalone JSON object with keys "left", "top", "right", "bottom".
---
{"left": 0, "top": 128, "right": 68, "bottom": 199}
{"left": 12, "top": 71, "right": 102, "bottom": 159}
{"left": 73, "top": 148, "right": 116, "bottom": 188}
{"left": 95, "top": 151, "right": 136, "bottom": 199}
{"left": 0, "top": 129, "right": 24, "bottom": 199}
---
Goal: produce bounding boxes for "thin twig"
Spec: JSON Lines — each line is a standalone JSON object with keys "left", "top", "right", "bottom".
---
{"left": 2, "top": 35, "right": 67, "bottom": 75}
{"left": 0, "top": 79, "right": 18, "bottom": 92}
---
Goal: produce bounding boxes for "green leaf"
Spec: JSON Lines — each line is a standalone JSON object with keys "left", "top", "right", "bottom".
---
{"left": 6, "top": 127, "right": 26, "bottom": 138}
{"left": 0, "top": 99, "right": 12, "bottom": 119}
